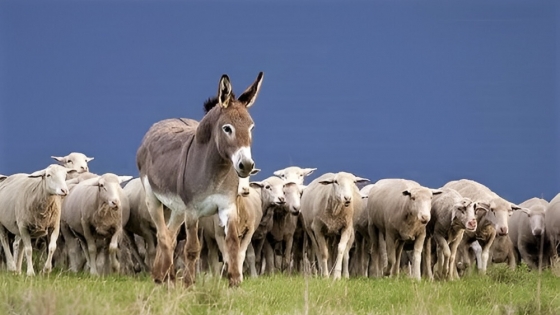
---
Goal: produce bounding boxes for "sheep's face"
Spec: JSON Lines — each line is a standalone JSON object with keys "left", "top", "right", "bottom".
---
{"left": 274, "top": 167, "right": 316, "bottom": 185}
{"left": 319, "top": 172, "right": 369, "bottom": 208}
{"left": 52, "top": 152, "right": 93, "bottom": 174}
{"left": 29, "top": 164, "right": 74, "bottom": 196}
{"left": 403, "top": 187, "right": 441, "bottom": 225}
{"left": 95, "top": 174, "right": 123, "bottom": 210}
{"left": 283, "top": 182, "right": 304, "bottom": 215}
{"left": 452, "top": 198, "right": 477, "bottom": 231}
{"left": 526, "top": 206, "right": 546, "bottom": 236}
{"left": 250, "top": 177, "right": 286, "bottom": 207}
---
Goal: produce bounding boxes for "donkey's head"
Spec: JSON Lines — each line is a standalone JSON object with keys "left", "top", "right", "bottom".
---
{"left": 198, "top": 72, "right": 263, "bottom": 178}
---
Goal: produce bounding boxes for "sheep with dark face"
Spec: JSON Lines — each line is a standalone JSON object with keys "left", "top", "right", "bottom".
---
{"left": 0, "top": 165, "right": 74, "bottom": 275}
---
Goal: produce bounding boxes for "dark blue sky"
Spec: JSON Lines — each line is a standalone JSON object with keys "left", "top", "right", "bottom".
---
{"left": 0, "top": 0, "right": 558, "bottom": 204}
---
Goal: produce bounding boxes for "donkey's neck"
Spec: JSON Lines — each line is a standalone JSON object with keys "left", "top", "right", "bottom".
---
{"left": 178, "top": 134, "right": 237, "bottom": 200}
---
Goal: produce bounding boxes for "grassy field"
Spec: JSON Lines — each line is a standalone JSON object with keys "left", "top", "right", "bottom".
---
{"left": 0, "top": 265, "right": 559, "bottom": 315}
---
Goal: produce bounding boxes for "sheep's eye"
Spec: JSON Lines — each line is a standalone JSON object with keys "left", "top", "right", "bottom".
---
{"left": 333, "top": 180, "right": 338, "bottom": 184}
{"left": 68, "top": 160, "right": 73, "bottom": 164}
{"left": 46, "top": 174, "right": 51, "bottom": 177}
{"left": 265, "top": 185, "right": 271, "bottom": 190}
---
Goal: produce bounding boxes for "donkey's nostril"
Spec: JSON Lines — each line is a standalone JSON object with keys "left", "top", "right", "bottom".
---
{"left": 238, "top": 162, "right": 245, "bottom": 170}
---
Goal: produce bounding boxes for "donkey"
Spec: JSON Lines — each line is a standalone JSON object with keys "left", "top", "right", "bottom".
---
{"left": 136, "top": 72, "right": 263, "bottom": 287}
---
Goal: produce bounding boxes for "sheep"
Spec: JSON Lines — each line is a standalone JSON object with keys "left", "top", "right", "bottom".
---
{"left": 349, "top": 184, "right": 373, "bottom": 277}
{"left": 507, "top": 197, "right": 549, "bottom": 270}
{"left": 546, "top": 193, "right": 560, "bottom": 267}
{"left": 443, "top": 179, "right": 521, "bottom": 274}
{"left": 0, "top": 164, "right": 74, "bottom": 275}
{"left": 198, "top": 169, "right": 261, "bottom": 279}
{"left": 272, "top": 166, "right": 315, "bottom": 274}
{"left": 60, "top": 173, "right": 131, "bottom": 275}
{"left": 423, "top": 188, "right": 477, "bottom": 280}
{"left": 263, "top": 181, "right": 304, "bottom": 274}
{"left": 51, "top": 152, "right": 94, "bottom": 180}
{"left": 300, "top": 172, "right": 369, "bottom": 279}
{"left": 367, "top": 179, "right": 441, "bottom": 280}
{"left": 273, "top": 166, "right": 316, "bottom": 185}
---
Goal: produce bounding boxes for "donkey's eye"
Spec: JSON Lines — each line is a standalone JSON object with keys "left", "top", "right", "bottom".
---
{"left": 222, "top": 125, "right": 233, "bottom": 135}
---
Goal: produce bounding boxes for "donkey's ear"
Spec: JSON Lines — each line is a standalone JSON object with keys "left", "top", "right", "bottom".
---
{"left": 238, "top": 72, "right": 264, "bottom": 108}
{"left": 218, "top": 74, "right": 233, "bottom": 108}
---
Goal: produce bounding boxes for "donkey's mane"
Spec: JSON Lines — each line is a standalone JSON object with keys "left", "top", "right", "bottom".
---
{"left": 203, "top": 93, "right": 237, "bottom": 114}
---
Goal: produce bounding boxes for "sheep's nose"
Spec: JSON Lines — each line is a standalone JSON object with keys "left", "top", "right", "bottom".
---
{"left": 241, "top": 188, "right": 250, "bottom": 197}
{"left": 60, "top": 188, "right": 68, "bottom": 196}
{"left": 81, "top": 166, "right": 88, "bottom": 172}
{"left": 109, "top": 200, "right": 119, "bottom": 208}
{"left": 467, "top": 219, "right": 477, "bottom": 231}
{"left": 419, "top": 215, "right": 430, "bottom": 225}
{"left": 533, "top": 228, "right": 543, "bottom": 236}
{"left": 497, "top": 226, "right": 508, "bottom": 236}
{"left": 276, "top": 196, "right": 286, "bottom": 205}
{"left": 343, "top": 196, "right": 352, "bottom": 206}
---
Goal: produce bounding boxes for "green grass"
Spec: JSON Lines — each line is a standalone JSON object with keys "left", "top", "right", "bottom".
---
{"left": 0, "top": 265, "right": 559, "bottom": 315}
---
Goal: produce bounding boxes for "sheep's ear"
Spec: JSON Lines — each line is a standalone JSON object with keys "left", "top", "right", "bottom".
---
{"left": 511, "top": 204, "right": 522, "bottom": 211}
{"left": 0, "top": 175, "right": 7, "bottom": 182}
{"left": 431, "top": 189, "right": 443, "bottom": 195}
{"left": 29, "top": 170, "right": 46, "bottom": 178}
{"left": 273, "top": 170, "right": 285, "bottom": 178}
{"left": 118, "top": 176, "right": 133, "bottom": 184}
{"left": 86, "top": 156, "right": 94, "bottom": 162}
{"left": 402, "top": 190, "right": 412, "bottom": 197}
{"left": 66, "top": 169, "right": 78, "bottom": 175}
{"left": 250, "top": 168, "right": 261, "bottom": 176}
{"left": 51, "top": 156, "right": 66, "bottom": 164}
{"left": 237, "top": 72, "right": 264, "bottom": 108}
{"left": 302, "top": 168, "right": 316, "bottom": 176}
{"left": 249, "top": 181, "right": 264, "bottom": 189}
{"left": 520, "top": 208, "right": 531, "bottom": 215}
{"left": 474, "top": 202, "right": 490, "bottom": 216}
{"left": 66, "top": 178, "right": 79, "bottom": 185}
{"left": 217, "top": 75, "right": 233, "bottom": 109}
{"left": 319, "top": 179, "right": 335, "bottom": 185}
{"left": 354, "top": 177, "right": 370, "bottom": 184}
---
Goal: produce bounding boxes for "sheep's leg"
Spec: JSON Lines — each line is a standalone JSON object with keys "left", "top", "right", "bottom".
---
{"left": 263, "top": 240, "right": 275, "bottom": 274}
{"left": 43, "top": 215, "right": 61, "bottom": 274}
{"left": 0, "top": 226, "right": 16, "bottom": 271}
{"left": 18, "top": 227, "right": 35, "bottom": 276}
{"left": 142, "top": 229, "right": 157, "bottom": 271}
{"left": 311, "top": 222, "right": 329, "bottom": 277}
{"left": 478, "top": 234, "right": 495, "bottom": 274}
{"left": 109, "top": 229, "right": 121, "bottom": 273}
{"left": 393, "top": 239, "right": 405, "bottom": 277}
{"left": 61, "top": 224, "right": 81, "bottom": 272}
{"left": 124, "top": 231, "right": 148, "bottom": 272}
{"left": 519, "top": 242, "right": 538, "bottom": 270}
{"left": 81, "top": 219, "right": 99, "bottom": 275}
{"left": 410, "top": 232, "right": 425, "bottom": 280}
{"left": 246, "top": 243, "right": 258, "bottom": 277}
{"left": 385, "top": 233, "right": 397, "bottom": 277}
{"left": 181, "top": 215, "right": 200, "bottom": 288}
{"left": 342, "top": 231, "right": 354, "bottom": 279}
{"left": 282, "top": 233, "right": 294, "bottom": 274}
{"left": 422, "top": 235, "right": 434, "bottom": 280}
{"left": 448, "top": 231, "right": 464, "bottom": 280}
{"left": 204, "top": 233, "right": 221, "bottom": 276}
{"left": 434, "top": 234, "right": 450, "bottom": 279}
{"left": 332, "top": 227, "right": 352, "bottom": 279}
{"left": 15, "top": 236, "right": 24, "bottom": 273}
{"left": 368, "top": 225, "right": 379, "bottom": 277}
{"left": 253, "top": 238, "right": 266, "bottom": 275}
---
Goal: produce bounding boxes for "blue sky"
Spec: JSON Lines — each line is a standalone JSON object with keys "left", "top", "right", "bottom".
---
{"left": 0, "top": 0, "right": 558, "bottom": 203}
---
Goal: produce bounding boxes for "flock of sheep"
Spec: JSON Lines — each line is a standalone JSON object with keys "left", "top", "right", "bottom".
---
{"left": 1, "top": 72, "right": 559, "bottom": 287}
